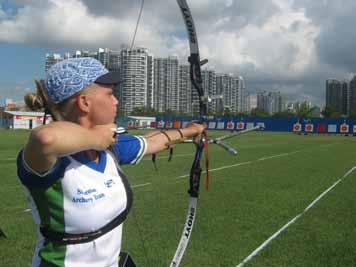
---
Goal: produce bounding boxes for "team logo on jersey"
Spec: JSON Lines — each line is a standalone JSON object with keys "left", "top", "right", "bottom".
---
{"left": 104, "top": 179, "right": 115, "bottom": 188}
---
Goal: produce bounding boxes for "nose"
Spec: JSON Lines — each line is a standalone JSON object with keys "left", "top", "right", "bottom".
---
{"left": 113, "top": 95, "right": 119, "bottom": 106}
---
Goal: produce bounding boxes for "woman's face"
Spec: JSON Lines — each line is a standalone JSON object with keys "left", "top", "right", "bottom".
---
{"left": 84, "top": 83, "right": 119, "bottom": 125}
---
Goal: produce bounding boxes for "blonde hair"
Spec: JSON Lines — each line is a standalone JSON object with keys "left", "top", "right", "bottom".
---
{"left": 24, "top": 80, "right": 66, "bottom": 121}
{"left": 24, "top": 80, "right": 99, "bottom": 122}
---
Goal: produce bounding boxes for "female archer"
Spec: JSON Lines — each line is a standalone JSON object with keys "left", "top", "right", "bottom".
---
{"left": 17, "top": 57, "right": 205, "bottom": 267}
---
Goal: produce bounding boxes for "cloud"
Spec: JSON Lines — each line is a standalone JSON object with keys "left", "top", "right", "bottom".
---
{"left": 1, "top": 0, "right": 356, "bottom": 107}
{"left": 0, "top": 80, "right": 33, "bottom": 102}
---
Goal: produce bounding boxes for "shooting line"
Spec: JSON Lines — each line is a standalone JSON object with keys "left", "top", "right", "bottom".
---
{"left": 236, "top": 166, "right": 356, "bottom": 267}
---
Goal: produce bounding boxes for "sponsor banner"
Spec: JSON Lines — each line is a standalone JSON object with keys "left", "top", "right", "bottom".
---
{"left": 328, "top": 124, "right": 337, "bottom": 133}
{"left": 208, "top": 121, "right": 216, "bottom": 129}
{"left": 150, "top": 121, "right": 156, "bottom": 128}
{"left": 13, "top": 119, "right": 29, "bottom": 129}
{"left": 173, "top": 121, "right": 182, "bottom": 129}
{"left": 216, "top": 122, "right": 225, "bottom": 129}
{"left": 157, "top": 120, "right": 165, "bottom": 129}
{"left": 165, "top": 121, "right": 173, "bottom": 129}
{"left": 353, "top": 125, "right": 356, "bottom": 133}
{"left": 246, "top": 122, "right": 255, "bottom": 129}
{"left": 317, "top": 123, "right": 326, "bottom": 133}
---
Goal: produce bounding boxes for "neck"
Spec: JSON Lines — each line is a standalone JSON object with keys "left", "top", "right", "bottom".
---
{"left": 83, "top": 150, "right": 99, "bottom": 163}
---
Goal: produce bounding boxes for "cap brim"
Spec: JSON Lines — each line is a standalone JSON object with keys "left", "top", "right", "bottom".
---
{"left": 95, "top": 71, "right": 121, "bottom": 85}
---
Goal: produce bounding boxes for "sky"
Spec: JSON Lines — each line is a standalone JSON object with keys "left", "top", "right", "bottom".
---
{"left": 1, "top": 0, "right": 356, "bottom": 107}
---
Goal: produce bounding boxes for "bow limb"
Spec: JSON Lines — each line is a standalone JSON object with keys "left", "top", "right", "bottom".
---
{"left": 170, "top": 1, "right": 208, "bottom": 266}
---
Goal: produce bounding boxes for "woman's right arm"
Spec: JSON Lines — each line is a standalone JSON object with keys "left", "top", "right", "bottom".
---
{"left": 23, "top": 121, "right": 116, "bottom": 173}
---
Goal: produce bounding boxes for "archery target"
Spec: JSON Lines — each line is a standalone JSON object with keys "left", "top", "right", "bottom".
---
{"left": 305, "top": 123, "right": 314, "bottom": 132}
{"left": 340, "top": 124, "right": 349, "bottom": 133}
{"left": 293, "top": 123, "right": 301, "bottom": 132}
{"left": 226, "top": 121, "right": 234, "bottom": 130}
{"left": 236, "top": 122, "right": 245, "bottom": 130}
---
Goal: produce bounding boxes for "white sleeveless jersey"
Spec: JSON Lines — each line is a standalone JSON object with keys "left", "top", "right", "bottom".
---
{"left": 17, "top": 135, "right": 146, "bottom": 267}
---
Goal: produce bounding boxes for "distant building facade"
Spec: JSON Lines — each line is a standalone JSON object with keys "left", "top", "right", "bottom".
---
{"left": 325, "top": 78, "right": 348, "bottom": 115}
{"left": 257, "top": 91, "right": 283, "bottom": 114}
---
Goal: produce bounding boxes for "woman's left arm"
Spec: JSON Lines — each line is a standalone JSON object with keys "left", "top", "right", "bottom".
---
{"left": 143, "top": 123, "right": 205, "bottom": 155}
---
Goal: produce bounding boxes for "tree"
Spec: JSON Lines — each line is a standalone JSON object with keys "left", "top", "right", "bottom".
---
{"left": 272, "top": 111, "right": 296, "bottom": 118}
{"left": 296, "top": 103, "right": 316, "bottom": 118}
{"left": 321, "top": 106, "right": 342, "bottom": 118}
{"left": 250, "top": 108, "right": 269, "bottom": 117}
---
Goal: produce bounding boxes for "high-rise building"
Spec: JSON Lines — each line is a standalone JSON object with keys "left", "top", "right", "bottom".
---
{"left": 45, "top": 54, "right": 62, "bottom": 72}
{"left": 202, "top": 69, "right": 217, "bottom": 113}
{"left": 146, "top": 54, "right": 154, "bottom": 109}
{"left": 257, "top": 91, "right": 283, "bottom": 114}
{"left": 325, "top": 79, "right": 348, "bottom": 115}
{"left": 348, "top": 76, "right": 356, "bottom": 114}
{"left": 97, "top": 48, "right": 120, "bottom": 71}
{"left": 216, "top": 74, "right": 245, "bottom": 113}
{"left": 237, "top": 76, "right": 247, "bottom": 113}
{"left": 178, "top": 65, "right": 193, "bottom": 114}
{"left": 153, "top": 56, "right": 179, "bottom": 112}
{"left": 118, "top": 47, "right": 151, "bottom": 114}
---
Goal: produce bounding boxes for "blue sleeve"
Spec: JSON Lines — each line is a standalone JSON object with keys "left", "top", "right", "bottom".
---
{"left": 16, "top": 149, "right": 71, "bottom": 188}
{"left": 111, "top": 134, "right": 147, "bottom": 165}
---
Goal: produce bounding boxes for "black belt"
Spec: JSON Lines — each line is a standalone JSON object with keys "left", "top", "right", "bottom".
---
{"left": 40, "top": 210, "right": 128, "bottom": 245}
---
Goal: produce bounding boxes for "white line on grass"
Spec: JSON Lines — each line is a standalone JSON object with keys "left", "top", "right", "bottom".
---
{"left": 236, "top": 166, "right": 356, "bottom": 267}
{"left": 2, "top": 158, "right": 16, "bottom": 161}
{"left": 177, "top": 161, "right": 254, "bottom": 178}
{"left": 132, "top": 182, "right": 151, "bottom": 188}
{"left": 257, "top": 150, "right": 301, "bottom": 161}
{"left": 177, "top": 150, "right": 302, "bottom": 179}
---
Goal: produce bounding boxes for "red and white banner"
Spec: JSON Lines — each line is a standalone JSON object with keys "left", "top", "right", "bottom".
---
{"left": 293, "top": 123, "right": 301, "bottom": 132}
{"left": 236, "top": 122, "right": 245, "bottom": 130}
{"left": 305, "top": 123, "right": 314, "bottom": 132}
{"left": 340, "top": 123, "right": 349, "bottom": 133}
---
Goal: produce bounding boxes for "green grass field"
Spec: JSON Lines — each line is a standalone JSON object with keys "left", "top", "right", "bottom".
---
{"left": 1, "top": 129, "right": 356, "bottom": 267}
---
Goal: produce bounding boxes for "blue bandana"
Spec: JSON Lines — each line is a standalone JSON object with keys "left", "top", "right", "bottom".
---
{"left": 45, "top": 57, "right": 109, "bottom": 103}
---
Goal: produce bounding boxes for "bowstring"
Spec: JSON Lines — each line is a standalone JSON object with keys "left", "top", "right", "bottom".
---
{"left": 130, "top": 0, "right": 145, "bottom": 50}
{"left": 126, "top": 0, "right": 151, "bottom": 265}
